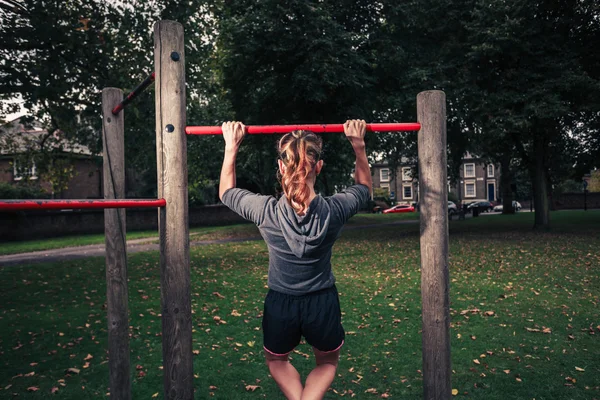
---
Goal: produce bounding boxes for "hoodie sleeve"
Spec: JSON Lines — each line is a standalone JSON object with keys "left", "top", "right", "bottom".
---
{"left": 328, "top": 184, "right": 370, "bottom": 224}
{"left": 221, "top": 188, "right": 273, "bottom": 226}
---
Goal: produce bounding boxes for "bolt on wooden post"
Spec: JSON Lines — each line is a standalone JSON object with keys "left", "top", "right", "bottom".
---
{"left": 101, "top": 88, "right": 131, "bottom": 400}
{"left": 417, "top": 90, "right": 451, "bottom": 400}
{"left": 154, "top": 20, "right": 193, "bottom": 400}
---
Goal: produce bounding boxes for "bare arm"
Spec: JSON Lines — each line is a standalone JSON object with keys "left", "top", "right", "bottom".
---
{"left": 218, "top": 121, "right": 246, "bottom": 200}
{"left": 344, "top": 119, "right": 372, "bottom": 190}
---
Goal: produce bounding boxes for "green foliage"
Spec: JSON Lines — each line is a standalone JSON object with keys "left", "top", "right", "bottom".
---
{"left": 0, "top": 181, "right": 47, "bottom": 199}
{"left": 214, "top": 0, "right": 380, "bottom": 194}
{"left": 554, "top": 179, "right": 584, "bottom": 195}
{"left": 188, "top": 178, "right": 217, "bottom": 207}
{"left": 448, "top": 192, "right": 459, "bottom": 204}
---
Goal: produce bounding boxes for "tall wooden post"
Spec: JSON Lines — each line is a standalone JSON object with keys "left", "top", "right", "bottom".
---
{"left": 101, "top": 88, "right": 130, "bottom": 400}
{"left": 417, "top": 90, "right": 451, "bottom": 400}
{"left": 154, "top": 20, "right": 193, "bottom": 399}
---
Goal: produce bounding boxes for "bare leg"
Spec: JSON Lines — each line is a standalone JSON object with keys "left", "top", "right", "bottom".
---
{"left": 301, "top": 347, "right": 340, "bottom": 400}
{"left": 265, "top": 350, "right": 303, "bottom": 400}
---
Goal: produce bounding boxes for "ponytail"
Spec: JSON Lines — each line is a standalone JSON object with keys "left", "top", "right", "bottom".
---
{"left": 277, "top": 131, "right": 323, "bottom": 215}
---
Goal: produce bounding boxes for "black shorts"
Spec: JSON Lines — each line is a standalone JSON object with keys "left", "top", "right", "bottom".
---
{"left": 262, "top": 285, "right": 345, "bottom": 356}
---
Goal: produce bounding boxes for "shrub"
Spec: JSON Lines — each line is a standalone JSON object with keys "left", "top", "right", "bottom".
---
{"left": 0, "top": 182, "right": 48, "bottom": 199}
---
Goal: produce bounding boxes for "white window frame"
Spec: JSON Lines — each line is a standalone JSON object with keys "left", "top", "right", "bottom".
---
{"left": 13, "top": 159, "right": 38, "bottom": 181}
{"left": 402, "top": 184, "right": 413, "bottom": 200}
{"left": 464, "top": 181, "right": 476, "bottom": 198}
{"left": 464, "top": 163, "right": 476, "bottom": 178}
{"left": 380, "top": 183, "right": 390, "bottom": 193}
{"left": 487, "top": 164, "right": 495, "bottom": 178}
{"left": 402, "top": 167, "right": 412, "bottom": 181}
{"left": 380, "top": 168, "right": 390, "bottom": 182}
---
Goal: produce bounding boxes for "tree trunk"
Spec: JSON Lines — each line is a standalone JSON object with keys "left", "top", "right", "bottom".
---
{"left": 530, "top": 137, "right": 550, "bottom": 228}
{"left": 500, "top": 155, "right": 514, "bottom": 214}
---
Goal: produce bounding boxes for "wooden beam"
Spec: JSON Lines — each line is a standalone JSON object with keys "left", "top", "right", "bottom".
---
{"left": 101, "top": 87, "right": 131, "bottom": 400}
{"left": 417, "top": 90, "right": 451, "bottom": 400}
{"left": 154, "top": 20, "right": 193, "bottom": 399}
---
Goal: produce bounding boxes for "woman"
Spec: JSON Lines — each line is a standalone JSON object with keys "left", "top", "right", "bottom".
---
{"left": 219, "top": 120, "right": 372, "bottom": 400}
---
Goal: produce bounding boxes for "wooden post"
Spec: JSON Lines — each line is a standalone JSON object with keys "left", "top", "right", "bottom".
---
{"left": 154, "top": 20, "right": 193, "bottom": 399}
{"left": 101, "top": 88, "right": 130, "bottom": 400}
{"left": 417, "top": 90, "right": 451, "bottom": 400}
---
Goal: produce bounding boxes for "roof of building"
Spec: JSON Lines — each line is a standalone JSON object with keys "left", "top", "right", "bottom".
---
{"left": 0, "top": 117, "right": 94, "bottom": 156}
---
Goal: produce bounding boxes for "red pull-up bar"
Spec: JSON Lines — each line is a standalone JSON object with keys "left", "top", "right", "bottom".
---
{"left": 185, "top": 122, "right": 421, "bottom": 135}
{"left": 111, "top": 72, "right": 156, "bottom": 115}
{"left": 0, "top": 199, "right": 166, "bottom": 211}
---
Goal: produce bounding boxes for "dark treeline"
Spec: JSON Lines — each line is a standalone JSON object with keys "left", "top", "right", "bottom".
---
{"left": 1, "top": 0, "right": 599, "bottom": 227}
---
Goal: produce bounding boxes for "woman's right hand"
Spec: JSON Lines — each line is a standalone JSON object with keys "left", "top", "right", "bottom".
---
{"left": 343, "top": 119, "right": 367, "bottom": 146}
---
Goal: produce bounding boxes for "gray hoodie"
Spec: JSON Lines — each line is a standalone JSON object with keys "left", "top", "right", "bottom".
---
{"left": 221, "top": 184, "right": 370, "bottom": 295}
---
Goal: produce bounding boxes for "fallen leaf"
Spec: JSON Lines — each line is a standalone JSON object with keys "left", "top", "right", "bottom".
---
{"left": 503, "top": 370, "right": 510, "bottom": 374}
{"left": 245, "top": 385, "right": 260, "bottom": 392}
{"left": 213, "top": 292, "right": 225, "bottom": 299}
{"left": 452, "top": 388, "right": 459, "bottom": 396}
{"left": 247, "top": 341, "right": 255, "bottom": 347}
{"left": 67, "top": 368, "right": 80, "bottom": 374}
{"left": 575, "top": 367, "right": 585, "bottom": 372}
{"left": 84, "top": 354, "right": 93, "bottom": 361}
{"left": 152, "top": 393, "right": 159, "bottom": 398}
{"left": 193, "top": 350, "right": 200, "bottom": 355}
{"left": 209, "top": 385, "right": 217, "bottom": 390}
{"left": 27, "top": 387, "right": 39, "bottom": 392}
{"left": 473, "top": 359, "right": 480, "bottom": 365}
{"left": 51, "top": 387, "right": 59, "bottom": 394}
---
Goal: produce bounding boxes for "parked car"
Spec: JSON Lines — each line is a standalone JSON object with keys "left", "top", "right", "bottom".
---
{"left": 383, "top": 204, "right": 416, "bottom": 214}
{"left": 448, "top": 201, "right": 458, "bottom": 215}
{"left": 467, "top": 201, "right": 494, "bottom": 213}
{"left": 493, "top": 201, "right": 522, "bottom": 212}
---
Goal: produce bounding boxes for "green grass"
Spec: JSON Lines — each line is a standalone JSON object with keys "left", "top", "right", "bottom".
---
{"left": 1, "top": 211, "right": 599, "bottom": 399}
{"left": 0, "top": 212, "right": 419, "bottom": 256}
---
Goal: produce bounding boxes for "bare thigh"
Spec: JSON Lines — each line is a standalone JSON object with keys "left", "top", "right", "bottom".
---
{"left": 264, "top": 349, "right": 289, "bottom": 365}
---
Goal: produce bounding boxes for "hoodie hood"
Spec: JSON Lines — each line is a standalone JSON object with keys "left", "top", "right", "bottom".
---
{"left": 277, "top": 195, "right": 331, "bottom": 258}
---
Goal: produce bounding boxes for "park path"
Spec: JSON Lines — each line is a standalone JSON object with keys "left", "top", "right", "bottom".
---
{"left": 0, "top": 220, "right": 419, "bottom": 267}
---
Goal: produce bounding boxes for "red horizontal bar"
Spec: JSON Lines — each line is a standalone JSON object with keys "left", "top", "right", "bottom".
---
{"left": 0, "top": 199, "right": 166, "bottom": 211}
{"left": 111, "top": 72, "right": 156, "bottom": 115}
{"left": 185, "top": 122, "right": 421, "bottom": 135}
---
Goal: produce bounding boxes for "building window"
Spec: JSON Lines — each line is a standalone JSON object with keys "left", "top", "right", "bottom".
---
{"left": 403, "top": 184, "right": 413, "bottom": 199}
{"left": 402, "top": 167, "right": 412, "bottom": 181}
{"left": 13, "top": 159, "right": 38, "bottom": 181}
{"left": 465, "top": 182, "right": 476, "bottom": 197}
{"left": 464, "top": 163, "right": 475, "bottom": 178}
{"left": 487, "top": 164, "right": 494, "bottom": 178}
{"left": 380, "top": 168, "right": 390, "bottom": 182}
{"left": 380, "top": 183, "right": 390, "bottom": 193}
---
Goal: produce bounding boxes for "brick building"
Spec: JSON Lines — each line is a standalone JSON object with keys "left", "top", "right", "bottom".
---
{"left": 0, "top": 118, "right": 102, "bottom": 199}
{"left": 371, "top": 152, "right": 501, "bottom": 204}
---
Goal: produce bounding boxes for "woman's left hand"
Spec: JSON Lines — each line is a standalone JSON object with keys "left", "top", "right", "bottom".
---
{"left": 222, "top": 121, "right": 246, "bottom": 150}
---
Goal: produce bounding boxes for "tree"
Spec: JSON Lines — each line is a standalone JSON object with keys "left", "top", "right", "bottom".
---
{"left": 213, "top": 0, "right": 381, "bottom": 195}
